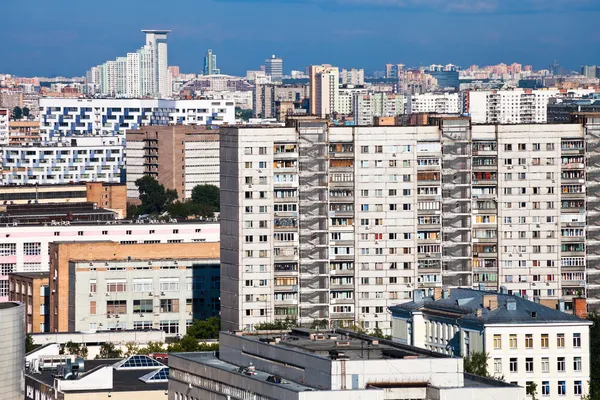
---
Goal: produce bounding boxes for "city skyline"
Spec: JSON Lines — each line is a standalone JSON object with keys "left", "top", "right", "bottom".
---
{"left": 1, "top": 0, "right": 600, "bottom": 77}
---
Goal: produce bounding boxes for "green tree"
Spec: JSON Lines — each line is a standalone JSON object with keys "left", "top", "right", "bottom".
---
{"left": 63, "top": 341, "right": 89, "bottom": 358}
{"left": 135, "top": 176, "right": 178, "bottom": 215}
{"left": 26, "top": 335, "right": 37, "bottom": 353}
{"left": 191, "top": 184, "right": 220, "bottom": 212}
{"left": 254, "top": 317, "right": 297, "bottom": 331}
{"left": 22, "top": 107, "right": 30, "bottom": 118}
{"left": 138, "top": 341, "right": 165, "bottom": 354}
{"left": 124, "top": 342, "right": 140, "bottom": 357}
{"left": 310, "top": 319, "right": 328, "bottom": 329}
{"left": 97, "top": 342, "right": 122, "bottom": 359}
{"left": 11, "top": 106, "right": 22, "bottom": 120}
{"left": 126, "top": 203, "right": 139, "bottom": 218}
{"left": 235, "top": 108, "right": 253, "bottom": 122}
{"left": 463, "top": 351, "right": 489, "bottom": 377}
{"left": 527, "top": 382, "right": 538, "bottom": 400}
{"left": 187, "top": 317, "right": 220, "bottom": 339}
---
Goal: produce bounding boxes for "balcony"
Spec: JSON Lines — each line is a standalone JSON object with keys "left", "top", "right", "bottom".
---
{"left": 274, "top": 284, "right": 298, "bottom": 293}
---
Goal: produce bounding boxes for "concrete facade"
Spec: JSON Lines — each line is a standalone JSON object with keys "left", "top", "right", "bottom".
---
{"left": 220, "top": 118, "right": 599, "bottom": 335}
{"left": 9, "top": 272, "right": 49, "bottom": 333}
{"left": 0, "top": 302, "right": 25, "bottom": 400}
{"left": 48, "top": 241, "right": 220, "bottom": 334}
{"left": 126, "top": 125, "right": 220, "bottom": 199}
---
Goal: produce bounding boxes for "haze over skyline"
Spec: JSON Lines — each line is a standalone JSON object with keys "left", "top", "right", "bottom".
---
{"left": 2, "top": 0, "right": 599, "bottom": 77}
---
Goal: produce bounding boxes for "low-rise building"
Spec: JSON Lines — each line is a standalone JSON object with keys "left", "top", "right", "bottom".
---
{"left": 8, "top": 272, "right": 49, "bottom": 333}
{"left": 8, "top": 120, "right": 41, "bottom": 145}
{"left": 0, "top": 220, "right": 219, "bottom": 302}
{"left": 168, "top": 328, "right": 525, "bottom": 400}
{"left": 26, "top": 352, "right": 169, "bottom": 400}
{"left": 389, "top": 288, "right": 591, "bottom": 400}
{"left": 406, "top": 93, "right": 461, "bottom": 114}
{"left": 126, "top": 125, "right": 220, "bottom": 200}
{"left": 49, "top": 241, "right": 220, "bottom": 335}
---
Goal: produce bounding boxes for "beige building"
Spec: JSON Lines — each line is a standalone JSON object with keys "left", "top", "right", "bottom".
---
{"left": 8, "top": 272, "right": 49, "bottom": 333}
{"left": 49, "top": 241, "right": 220, "bottom": 333}
{"left": 126, "top": 125, "right": 220, "bottom": 200}
{"left": 309, "top": 64, "right": 339, "bottom": 117}
{"left": 8, "top": 120, "right": 40, "bottom": 145}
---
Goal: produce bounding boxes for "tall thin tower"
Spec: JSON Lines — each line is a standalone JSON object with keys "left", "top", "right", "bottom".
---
{"left": 142, "top": 30, "right": 171, "bottom": 98}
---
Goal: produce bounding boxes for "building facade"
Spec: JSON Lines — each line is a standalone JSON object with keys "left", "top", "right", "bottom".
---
{"left": 353, "top": 93, "right": 404, "bottom": 126}
{"left": 220, "top": 118, "right": 600, "bottom": 334}
{"left": 309, "top": 65, "right": 339, "bottom": 117}
{"left": 0, "top": 107, "right": 8, "bottom": 145}
{"left": 264, "top": 55, "right": 283, "bottom": 82}
{"left": 0, "top": 302, "right": 25, "bottom": 400}
{"left": 406, "top": 93, "right": 461, "bottom": 115}
{"left": 8, "top": 121, "right": 41, "bottom": 145}
{"left": 39, "top": 98, "right": 234, "bottom": 140}
{"left": 126, "top": 125, "right": 220, "bottom": 200}
{"left": 203, "top": 49, "right": 220, "bottom": 75}
{"left": 0, "top": 137, "right": 124, "bottom": 185}
{"left": 390, "top": 288, "right": 591, "bottom": 400}
{"left": 8, "top": 272, "right": 49, "bottom": 333}
{"left": 0, "top": 220, "right": 219, "bottom": 301}
{"left": 49, "top": 241, "right": 220, "bottom": 335}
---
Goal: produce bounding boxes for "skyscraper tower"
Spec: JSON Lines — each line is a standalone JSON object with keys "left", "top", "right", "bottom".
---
{"left": 204, "top": 49, "right": 220, "bottom": 75}
{"left": 265, "top": 55, "right": 283, "bottom": 82}
{"left": 141, "top": 30, "right": 171, "bottom": 98}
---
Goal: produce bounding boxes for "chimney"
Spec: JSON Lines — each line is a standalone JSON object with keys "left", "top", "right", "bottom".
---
{"left": 478, "top": 283, "right": 486, "bottom": 292}
{"left": 433, "top": 287, "right": 443, "bottom": 300}
{"left": 414, "top": 290, "right": 425, "bottom": 304}
{"left": 499, "top": 286, "right": 508, "bottom": 294}
{"left": 557, "top": 299, "right": 566, "bottom": 313}
{"left": 442, "top": 287, "right": 450, "bottom": 299}
{"left": 475, "top": 308, "right": 483, "bottom": 317}
{"left": 573, "top": 297, "right": 587, "bottom": 319}
{"left": 483, "top": 295, "right": 498, "bottom": 310}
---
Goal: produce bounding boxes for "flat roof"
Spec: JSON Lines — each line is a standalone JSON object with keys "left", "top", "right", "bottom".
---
{"left": 9, "top": 271, "right": 49, "bottom": 279}
{"left": 173, "top": 352, "right": 316, "bottom": 393}
{"left": 0, "top": 301, "right": 21, "bottom": 310}
{"left": 27, "top": 358, "right": 168, "bottom": 393}
{"left": 231, "top": 328, "right": 450, "bottom": 361}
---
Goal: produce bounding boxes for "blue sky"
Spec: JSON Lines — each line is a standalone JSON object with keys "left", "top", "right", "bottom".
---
{"left": 1, "top": 0, "right": 599, "bottom": 77}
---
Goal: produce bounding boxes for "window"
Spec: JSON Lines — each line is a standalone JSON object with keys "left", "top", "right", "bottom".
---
{"left": 493, "top": 334, "right": 502, "bottom": 349}
{"left": 557, "top": 357, "right": 565, "bottom": 372}
{"left": 90, "top": 301, "right": 96, "bottom": 315}
{"left": 494, "top": 358, "right": 502, "bottom": 373}
{"left": 574, "top": 381, "right": 583, "bottom": 395}
{"left": 574, "top": 356, "right": 582, "bottom": 372}
{"left": 557, "top": 333, "right": 565, "bottom": 348}
{"left": 89, "top": 280, "right": 97, "bottom": 293}
{"left": 525, "top": 357, "right": 533, "bottom": 372}
{"left": 160, "top": 278, "right": 179, "bottom": 292}
{"left": 558, "top": 381, "right": 566, "bottom": 395}
{"left": 160, "top": 299, "right": 179, "bottom": 313}
{"left": 509, "top": 358, "right": 517, "bottom": 372}
{"left": 542, "top": 381, "right": 550, "bottom": 396}
{"left": 134, "top": 299, "right": 153, "bottom": 313}
{"left": 542, "top": 357, "right": 549, "bottom": 373}
{"left": 525, "top": 334, "right": 533, "bottom": 348}
{"left": 133, "top": 279, "right": 153, "bottom": 292}
{"left": 106, "top": 300, "right": 126, "bottom": 314}
{"left": 106, "top": 279, "right": 126, "bottom": 292}
{"left": 0, "top": 243, "right": 16, "bottom": 256}
{"left": 509, "top": 334, "right": 517, "bottom": 349}
{"left": 160, "top": 320, "right": 179, "bottom": 334}
{"left": 541, "top": 334, "right": 549, "bottom": 348}
{"left": 573, "top": 333, "right": 581, "bottom": 348}
{"left": 23, "top": 242, "right": 41, "bottom": 256}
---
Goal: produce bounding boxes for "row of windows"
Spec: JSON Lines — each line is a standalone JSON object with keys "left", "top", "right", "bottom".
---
{"left": 493, "top": 332, "right": 581, "bottom": 349}
{"left": 494, "top": 356, "right": 583, "bottom": 374}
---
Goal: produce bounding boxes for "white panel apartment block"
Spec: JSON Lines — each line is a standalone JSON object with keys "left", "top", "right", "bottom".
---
{"left": 39, "top": 98, "right": 235, "bottom": 140}
{"left": 221, "top": 120, "right": 597, "bottom": 335}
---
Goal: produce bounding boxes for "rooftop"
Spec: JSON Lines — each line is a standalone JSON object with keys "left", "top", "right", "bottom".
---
{"left": 9, "top": 271, "right": 49, "bottom": 279}
{"left": 230, "top": 328, "right": 450, "bottom": 361}
{"left": 390, "top": 288, "right": 591, "bottom": 325}
{"left": 0, "top": 301, "right": 21, "bottom": 310}
{"left": 27, "top": 355, "right": 168, "bottom": 393}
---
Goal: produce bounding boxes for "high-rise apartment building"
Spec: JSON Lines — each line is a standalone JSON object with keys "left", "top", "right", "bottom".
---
{"left": 580, "top": 65, "right": 599, "bottom": 79}
{"left": 264, "top": 55, "right": 283, "bottom": 82}
{"left": 204, "top": 49, "right": 220, "bottom": 75}
{"left": 407, "top": 93, "right": 461, "bottom": 114}
{"left": 220, "top": 117, "right": 599, "bottom": 334}
{"left": 126, "top": 125, "right": 220, "bottom": 199}
{"left": 385, "top": 64, "right": 404, "bottom": 79}
{"left": 308, "top": 65, "right": 339, "bottom": 117}
{"left": 353, "top": 93, "right": 404, "bottom": 125}
{"left": 340, "top": 68, "right": 365, "bottom": 86}
{"left": 86, "top": 30, "right": 171, "bottom": 98}
{"left": 464, "top": 89, "right": 596, "bottom": 124}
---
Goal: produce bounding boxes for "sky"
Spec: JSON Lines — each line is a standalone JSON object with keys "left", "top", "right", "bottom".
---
{"left": 1, "top": 0, "right": 599, "bottom": 77}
